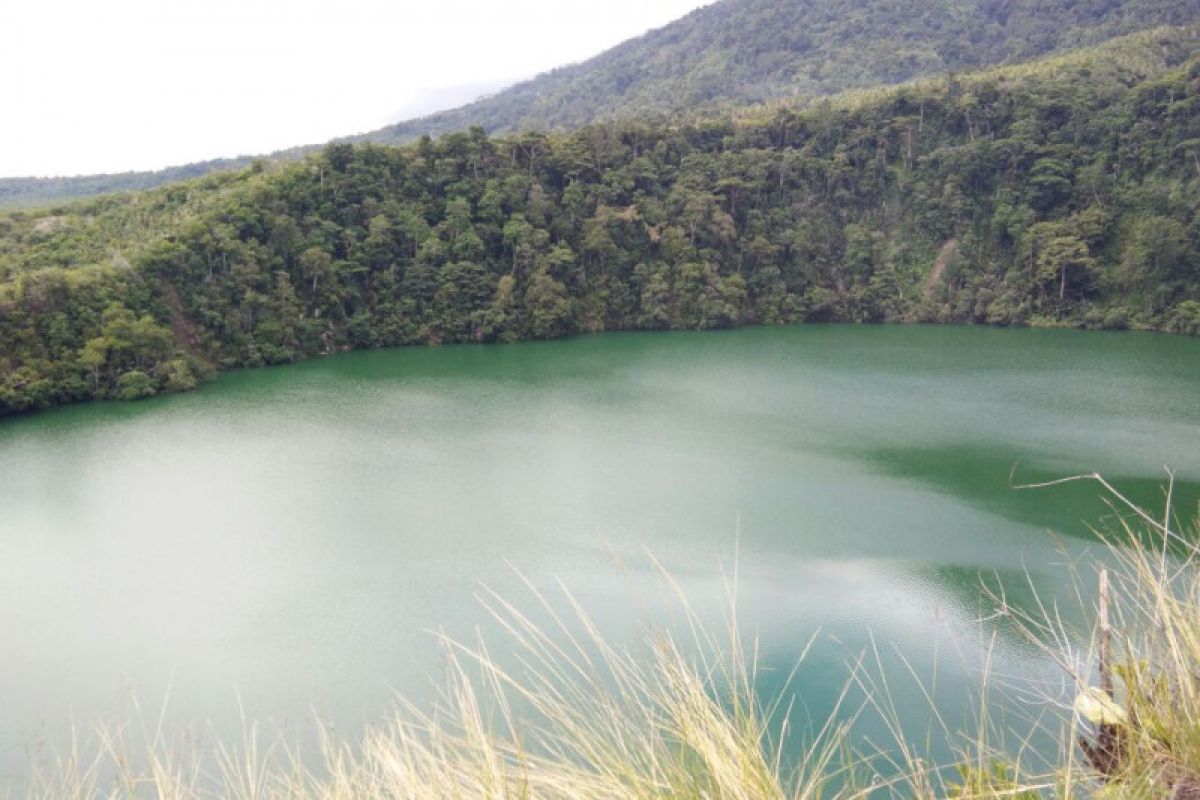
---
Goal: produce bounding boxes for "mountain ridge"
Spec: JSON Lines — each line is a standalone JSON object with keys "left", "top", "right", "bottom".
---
{"left": 3, "top": 0, "right": 1197, "bottom": 208}
{"left": 362, "top": 0, "right": 1200, "bottom": 143}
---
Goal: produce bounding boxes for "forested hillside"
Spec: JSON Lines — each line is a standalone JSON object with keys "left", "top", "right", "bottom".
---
{"left": 367, "top": 0, "right": 1200, "bottom": 143}
{"left": 0, "top": 156, "right": 264, "bottom": 210}
{"left": 3, "top": 0, "right": 1198, "bottom": 209}
{"left": 1, "top": 27, "right": 1198, "bottom": 415}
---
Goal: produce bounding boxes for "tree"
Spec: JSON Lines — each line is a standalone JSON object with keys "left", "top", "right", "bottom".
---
{"left": 115, "top": 370, "right": 156, "bottom": 400}
{"left": 524, "top": 267, "right": 573, "bottom": 339}
{"left": 1119, "top": 215, "right": 1189, "bottom": 305}
{"left": 1036, "top": 233, "right": 1096, "bottom": 302}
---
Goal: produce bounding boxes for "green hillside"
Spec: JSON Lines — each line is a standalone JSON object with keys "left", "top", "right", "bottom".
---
{"left": 1, "top": 27, "right": 1198, "bottom": 415}
{"left": 2, "top": 0, "right": 1197, "bottom": 208}
{"left": 0, "top": 156, "right": 263, "bottom": 210}
{"left": 366, "top": 0, "right": 1200, "bottom": 143}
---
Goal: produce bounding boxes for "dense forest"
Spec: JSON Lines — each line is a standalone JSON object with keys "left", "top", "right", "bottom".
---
{"left": 1, "top": 27, "right": 1198, "bottom": 415}
{"left": 3, "top": 0, "right": 1198, "bottom": 209}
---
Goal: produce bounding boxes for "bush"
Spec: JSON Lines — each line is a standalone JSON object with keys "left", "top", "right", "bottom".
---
{"left": 114, "top": 369, "right": 157, "bottom": 400}
{"left": 161, "top": 358, "right": 197, "bottom": 392}
{"left": 1166, "top": 300, "right": 1200, "bottom": 335}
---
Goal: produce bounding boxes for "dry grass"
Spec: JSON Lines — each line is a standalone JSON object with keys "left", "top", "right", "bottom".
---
{"left": 1002, "top": 472, "right": 1200, "bottom": 797}
{"left": 10, "top": 475, "right": 1200, "bottom": 799}
{"left": 16, "top": 569, "right": 860, "bottom": 800}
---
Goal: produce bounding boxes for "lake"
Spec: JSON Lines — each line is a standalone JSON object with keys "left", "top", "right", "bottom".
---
{"left": 1, "top": 324, "right": 1198, "bottom": 781}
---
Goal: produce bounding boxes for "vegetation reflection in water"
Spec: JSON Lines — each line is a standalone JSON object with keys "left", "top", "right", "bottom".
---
{"left": 0, "top": 325, "right": 1198, "bottom": 783}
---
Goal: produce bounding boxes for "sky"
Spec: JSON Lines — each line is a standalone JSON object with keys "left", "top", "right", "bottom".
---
{"left": 0, "top": 0, "right": 711, "bottom": 178}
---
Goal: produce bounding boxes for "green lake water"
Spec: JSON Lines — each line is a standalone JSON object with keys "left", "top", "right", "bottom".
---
{"left": 1, "top": 324, "right": 1198, "bottom": 779}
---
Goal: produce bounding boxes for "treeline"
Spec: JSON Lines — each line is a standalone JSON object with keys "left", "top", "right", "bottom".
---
{"left": 1, "top": 27, "right": 1198, "bottom": 415}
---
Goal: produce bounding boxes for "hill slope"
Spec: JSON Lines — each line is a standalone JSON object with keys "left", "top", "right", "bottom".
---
{"left": 365, "top": 0, "right": 1200, "bottom": 143}
{"left": 0, "top": 156, "right": 266, "bottom": 210}
{"left": 1, "top": 26, "right": 1198, "bottom": 415}
{"left": 3, "top": 0, "right": 1198, "bottom": 209}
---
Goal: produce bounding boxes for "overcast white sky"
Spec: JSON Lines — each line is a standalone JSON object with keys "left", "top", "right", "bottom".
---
{"left": 0, "top": 0, "right": 710, "bottom": 178}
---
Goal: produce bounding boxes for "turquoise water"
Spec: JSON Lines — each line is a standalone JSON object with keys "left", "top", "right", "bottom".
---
{"left": 1, "top": 325, "right": 1198, "bottom": 779}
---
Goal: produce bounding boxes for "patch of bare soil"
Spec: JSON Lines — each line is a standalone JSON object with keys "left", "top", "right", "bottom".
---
{"left": 923, "top": 238, "right": 958, "bottom": 300}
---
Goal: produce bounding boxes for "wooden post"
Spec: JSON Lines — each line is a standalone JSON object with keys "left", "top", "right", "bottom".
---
{"left": 1080, "top": 567, "right": 1125, "bottom": 779}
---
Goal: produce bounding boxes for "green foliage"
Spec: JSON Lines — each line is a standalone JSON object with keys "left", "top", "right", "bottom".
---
{"left": 114, "top": 370, "right": 157, "bottom": 401}
{"left": 162, "top": 358, "right": 199, "bottom": 392}
{"left": 948, "top": 761, "right": 1042, "bottom": 799}
{"left": 1, "top": 28, "right": 1198, "bottom": 415}
{"left": 1167, "top": 300, "right": 1200, "bottom": 335}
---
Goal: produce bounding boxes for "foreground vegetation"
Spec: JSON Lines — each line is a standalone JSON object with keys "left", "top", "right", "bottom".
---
{"left": 15, "top": 477, "right": 1200, "bottom": 798}
{"left": 2, "top": 27, "right": 1199, "bottom": 415}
